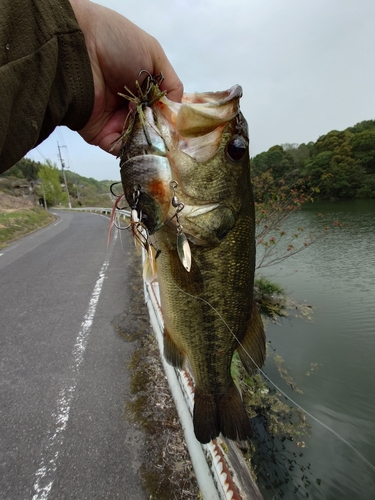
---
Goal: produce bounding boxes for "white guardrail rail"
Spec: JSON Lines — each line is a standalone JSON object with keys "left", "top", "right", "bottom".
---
{"left": 62, "top": 207, "right": 264, "bottom": 500}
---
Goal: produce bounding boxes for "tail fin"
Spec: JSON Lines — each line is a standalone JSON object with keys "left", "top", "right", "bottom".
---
{"left": 193, "top": 390, "right": 219, "bottom": 444}
{"left": 193, "top": 383, "right": 252, "bottom": 444}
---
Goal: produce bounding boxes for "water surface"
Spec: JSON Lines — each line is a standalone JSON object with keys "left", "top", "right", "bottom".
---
{"left": 254, "top": 199, "right": 375, "bottom": 499}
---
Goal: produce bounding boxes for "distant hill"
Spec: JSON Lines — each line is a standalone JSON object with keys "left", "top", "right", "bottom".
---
{"left": 0, "top": 158, "right": 117, "bottom": 208}
{"left": 251, "top": 120, "right": 375, "bottom": 200}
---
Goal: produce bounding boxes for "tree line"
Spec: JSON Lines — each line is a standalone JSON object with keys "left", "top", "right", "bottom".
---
{"left": 251, "top": 119, "right": 375, "bottom": 200}
{"left": 3, "top": 118, "right": 375, "bottom": 205}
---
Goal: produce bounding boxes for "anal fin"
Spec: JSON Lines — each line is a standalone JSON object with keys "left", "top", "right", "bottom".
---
{"left": 237, "top": 300, "right": 266, "bottom": 374}
{"left": 163, "top": 327, "right": 185, "bottom": 369}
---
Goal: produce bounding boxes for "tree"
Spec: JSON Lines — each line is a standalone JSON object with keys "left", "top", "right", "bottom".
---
{"left": 38, "top": 162, "right": 61, "bottom": 207}
{"left": 350, "top": 131, "right": 375, "bottom": 174}
{"left": 305, "top": 130, "right": 365, "bottom": 199}
{"left": 251, "top": 145, "right": 296, "bottom": 181}
{"left": 1, "top": 157, "right": 42, "bottom": 180}
{"left": 303, "top": 151, "right": 333, "bottom": 199}
{"left": 251, "top": 168, "right": 324, "bottom": 270}
{"left": 282, "top": 143, "right": 311, "bottom": 170}
{"left": 315, "top": 130, "right": 354, "bottom": 155}
{"left": 347, "top": 119, "right": 375, "bottom": 134}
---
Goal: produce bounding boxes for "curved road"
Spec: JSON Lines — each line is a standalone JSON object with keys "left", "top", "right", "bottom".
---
{"left": 0, "top": 211, "right": 148, "bottom": 500}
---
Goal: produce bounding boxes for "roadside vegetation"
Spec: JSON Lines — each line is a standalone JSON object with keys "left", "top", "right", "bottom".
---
{"left": 0, "top": 157, "right": 117, "bottom": 247}
{"left": 0, "top": 208, "right": 55, "bottom": 249}
{"left": 0, "top": 193, "right": 55, "bottom": 249}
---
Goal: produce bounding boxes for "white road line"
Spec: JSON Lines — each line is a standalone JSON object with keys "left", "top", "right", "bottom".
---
{"left": 30, "top": 233, "right": 117, "bottom": 500}
{"left": 35, "top": 218, "right": 62, "bottom": 234}
{"left": 1, "top": 243, "right": 19, "bottom": 254}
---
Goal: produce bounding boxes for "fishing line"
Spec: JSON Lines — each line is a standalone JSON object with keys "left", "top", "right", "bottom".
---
{"left": 116, "top": 216, "right": 131, "bottom": 256}
{"left": 172, "top": 281, "right": 375, "bottom": 473}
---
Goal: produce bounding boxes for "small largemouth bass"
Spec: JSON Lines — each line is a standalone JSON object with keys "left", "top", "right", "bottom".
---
{"left": 120, "top": 75, "right": 266, "bottom": 444}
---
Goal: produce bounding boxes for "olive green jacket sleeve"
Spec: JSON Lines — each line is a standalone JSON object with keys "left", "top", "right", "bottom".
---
{"left": 0, "top": 0, "right": 94, "bottom": 173}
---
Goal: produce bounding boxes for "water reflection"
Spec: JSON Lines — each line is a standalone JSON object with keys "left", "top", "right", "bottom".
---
{"left": 255, "top": 200, "right": 375, "bottom": 499}
{"left": 251, "top": 409, "right": 322, "bottom": 498}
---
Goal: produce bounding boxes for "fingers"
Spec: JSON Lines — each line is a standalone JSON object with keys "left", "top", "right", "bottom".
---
{"left": 147, "top": 38, "right": 183, "bottom": 103}
{"left": 73, "top": 0, "right": 184, "bottom": 155}
{"left": 98, "top": 132, "right": 123, "bottom": 157}
{"left": 158, "top": 61, "right": 183, "bottom": 103}
{"left": 161, "top": 73, "right": 184, "bottom": 103}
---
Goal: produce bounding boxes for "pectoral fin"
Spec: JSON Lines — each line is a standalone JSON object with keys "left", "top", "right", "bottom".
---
{"left": 237, "top": 301, "right": 266, "bottom": 374}
{"left": 168, "top": 246, "right": 204, "bottom": 296}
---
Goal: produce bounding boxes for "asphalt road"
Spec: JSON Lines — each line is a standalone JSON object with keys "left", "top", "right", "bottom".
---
{"left": 0, "top": 211, "right": 149, "bottom": 500}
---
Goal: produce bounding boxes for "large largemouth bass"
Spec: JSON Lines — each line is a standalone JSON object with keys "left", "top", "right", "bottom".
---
{"left": 119, "top": 75, "right": 266, "bottom": 444}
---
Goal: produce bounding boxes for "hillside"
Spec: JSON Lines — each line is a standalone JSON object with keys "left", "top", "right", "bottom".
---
{"left": 0, "top": 192, "right": 56, "bottom": 249}
{"left": 0, "top": 159, "right": 116, "bottom": 208}
{"left": 0, "top": 191, "right": 34, "bottom": 211}
{"left": 251, "top": 119, "right": 375, "bottom": 200}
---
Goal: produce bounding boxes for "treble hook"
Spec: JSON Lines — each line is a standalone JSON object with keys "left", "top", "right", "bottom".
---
{"left": 132, "top": 186, "right": 141, "bottom": 209}
{"left": 110, "top": 181, "right": 123, "bottom": 198}
{"left": 138, "top": 70, "right": 164, "bottom": 86}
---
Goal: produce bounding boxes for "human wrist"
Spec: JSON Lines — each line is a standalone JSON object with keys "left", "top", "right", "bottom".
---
{"left": 69, "top": 0, "right": 93, "bottom": 45}
{"left": 69, "top": 0, "right": 90, "bottom": 23}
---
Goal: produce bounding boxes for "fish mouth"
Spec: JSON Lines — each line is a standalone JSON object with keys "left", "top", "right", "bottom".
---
{"left": 120, "top": 84, "right": 245, "bottom": 238}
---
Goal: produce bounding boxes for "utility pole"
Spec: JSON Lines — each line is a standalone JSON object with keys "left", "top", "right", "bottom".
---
{"left": 57, "top": 142, "right": 72, "bottom": 209}
{"left": 41, "top": 180, "right": 47, "bottom": 210}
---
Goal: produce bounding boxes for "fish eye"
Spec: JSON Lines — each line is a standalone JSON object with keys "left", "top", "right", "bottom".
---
{"left": 226, "top": 136, "right": 247, "bottom": 161}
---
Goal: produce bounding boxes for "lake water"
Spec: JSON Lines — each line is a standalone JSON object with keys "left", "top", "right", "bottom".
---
{"left": 253, "top": 199, "right": 375, "bottom": 499}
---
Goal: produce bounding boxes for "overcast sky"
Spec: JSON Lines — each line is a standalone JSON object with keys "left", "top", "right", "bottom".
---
{"left": 26, "top": 0, "right": 375, "bottom": 181}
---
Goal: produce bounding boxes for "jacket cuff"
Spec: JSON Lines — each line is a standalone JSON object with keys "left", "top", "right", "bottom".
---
{"left": 45, "top": 0, "right": 95, "bottom": 134}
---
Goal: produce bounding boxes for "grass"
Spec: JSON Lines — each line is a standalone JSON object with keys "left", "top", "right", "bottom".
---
{"left": 0, "top": 208, "right": 55, "bottom": 248}
{"left": 254, "top": 275, "right": 288, "bottom": 319}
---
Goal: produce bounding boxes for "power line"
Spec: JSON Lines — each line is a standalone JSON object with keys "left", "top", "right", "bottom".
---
{"left": 35, "top": 147, "right": 48, "bottom": 162}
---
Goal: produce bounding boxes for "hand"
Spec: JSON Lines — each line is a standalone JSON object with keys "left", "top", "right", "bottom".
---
{"left": 69, "top": 0, "right": 183, "bottom": 155}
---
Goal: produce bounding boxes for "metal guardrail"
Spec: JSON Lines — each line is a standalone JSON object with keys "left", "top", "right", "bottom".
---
{"left": 62, "top": 207, "right": 263, "bottom": 499}
{"left": 52, "top": 206, "right": 114, "bottom": 215}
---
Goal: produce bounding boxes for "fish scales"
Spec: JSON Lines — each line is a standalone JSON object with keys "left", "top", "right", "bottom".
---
{"left": 120, "top": 77, "right": 266, "bottom": 444}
